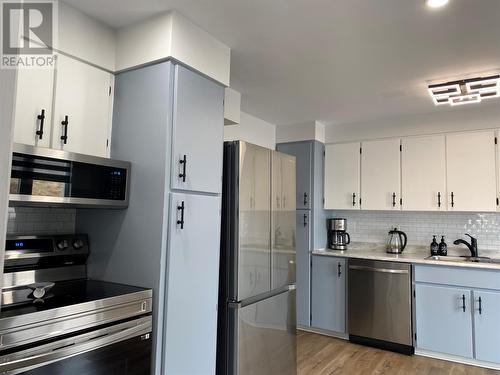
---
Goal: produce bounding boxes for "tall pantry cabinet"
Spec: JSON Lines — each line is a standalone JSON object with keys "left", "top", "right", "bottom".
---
{"left": 276, "top": 141, "right": 327, "bottom": 328}
{"left": 76, "top": 62, "right": 224, "bottom": 375}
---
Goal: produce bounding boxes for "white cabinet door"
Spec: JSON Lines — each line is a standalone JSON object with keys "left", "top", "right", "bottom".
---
{"left": 164, "top": 193, "right": 221, "bottom": 374}
{"left": 401, "top": 135, "right": 446, "bottom": 211}
{"left": 361, "top": 138, "right": 401, "bottom": 210}
{"left": 171, "top": 65, "right": 224, "bottom": 194}
{"left": 13, "top": 67, "right": 54, "bottom": 148}
{"left": 52, "top": 55, "right": 113, "bottom": 157}
{"left": 324, "top": 142, "right": 360, "bottom": 210}
{"left": 446, "top": 131, "right": 497, "bottom": 212}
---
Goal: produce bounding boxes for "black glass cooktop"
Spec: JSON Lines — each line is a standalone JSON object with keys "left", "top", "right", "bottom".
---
{"left": 0, "top": 279, "right": 149, "bottom": 319}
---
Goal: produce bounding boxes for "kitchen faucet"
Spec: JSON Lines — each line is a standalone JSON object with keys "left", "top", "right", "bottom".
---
{"left": 453, "top": 234, "right": 479, "bottom": 258}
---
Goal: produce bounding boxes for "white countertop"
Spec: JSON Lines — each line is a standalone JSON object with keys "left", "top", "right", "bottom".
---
{"left": 312, "top": 243, "right": 500, "bottom": 270}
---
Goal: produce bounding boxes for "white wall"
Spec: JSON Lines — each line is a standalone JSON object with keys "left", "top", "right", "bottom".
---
{"left": 224, "top": 111, "right": 276, "bottom": 149}
{"left": 0, "top": 69, "right": 16, "bottom": 287}
{"left": 276, "top": 121, "right": 326, "bottom": 143}
{"left": 59, "top": 1, "right": 116, "bottom": 71}
{"left": 326, "top": 104, "right": 500, "bottom": 143}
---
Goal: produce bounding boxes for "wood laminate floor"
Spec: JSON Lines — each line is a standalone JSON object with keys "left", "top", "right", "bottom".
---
{"left": 298, "top": 331, "right": 500, "bottom": 375}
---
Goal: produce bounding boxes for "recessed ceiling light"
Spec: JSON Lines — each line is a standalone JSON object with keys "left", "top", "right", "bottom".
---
{"left": 426, "top": 0, "right": 449, "bottom": 8}
{"left": 428, "top": 75, "right": 500, "bottom": 107}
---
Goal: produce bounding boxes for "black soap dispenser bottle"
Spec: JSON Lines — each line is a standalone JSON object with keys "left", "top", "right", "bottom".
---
{"left": 438, "top": 236, "right": 448, "bottom": 256}
{"left": 430, "top": 236, "right": 439, "bottom": 256}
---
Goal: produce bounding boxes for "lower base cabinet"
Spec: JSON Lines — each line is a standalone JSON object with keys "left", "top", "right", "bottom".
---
{"left": 414, "top": 265, "right": 500, "bottom": 365}
{"left": 415, "top": 284, "right": 473, "bottom": 358}
{"left": 311, "top": 256, "right": 346, "bottom": 333}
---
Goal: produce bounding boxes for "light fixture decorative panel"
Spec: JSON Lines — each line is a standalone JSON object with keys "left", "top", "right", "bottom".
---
{"left": 428, "top": 75, "right": 500, "bottom": 106}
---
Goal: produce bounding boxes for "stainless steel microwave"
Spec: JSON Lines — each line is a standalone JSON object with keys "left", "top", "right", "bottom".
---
{"left": 9, "top": 144, "right": 130, "bottom": 208}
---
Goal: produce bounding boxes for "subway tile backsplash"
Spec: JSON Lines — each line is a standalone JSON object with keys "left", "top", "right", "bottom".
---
{"left": 327, "top": 210, "right": 500, "bottom": 250}
{"left": 7, "top": 207, "right": 76, "bottom": 235}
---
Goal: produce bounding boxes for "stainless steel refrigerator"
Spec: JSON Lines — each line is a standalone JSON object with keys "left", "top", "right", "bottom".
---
{"left": 217, "top": 141, "right": 297, "bottom": 375}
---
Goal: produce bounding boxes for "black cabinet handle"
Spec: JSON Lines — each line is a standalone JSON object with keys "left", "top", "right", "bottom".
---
{"left": 392, "top": 193, "right": 396, "bottom": 207}
{"left": 478, "top": 296, "right": 482, "bottom": 315}
{"left": 462, "top": 294, "right": 466, "bottom": 312}
{"left": 60, "top": 115, "right": 69, "bottom": 144}
{"left": 451, "top": 192, "right": 455, "bottom": 208}
{"left": 437, "top": 192, "right": 441, "bottom": 208}
{"left": 177, "top": 201, "right": 185, "bottom": 229}
{"left": 303, "top": 213, "right": 308, "bottom": 227}
{"left": 303, "top": 192, "right": 308, "bottom": 206}
{"left": 179, "top": 155, "right": 187, "bottom": 182}
{"left": 36, "top": 109, "right": 45, "bottom": 139}
{"left": 352, "top": 193, "right": 356, "bottom": 207}
{"left": 337, "top": 262, "right": 342, "bottom": 277}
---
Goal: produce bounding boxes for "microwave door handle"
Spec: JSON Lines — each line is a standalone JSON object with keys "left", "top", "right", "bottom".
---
{"left": 0, "top": 321, "right": 150, "bottom": 373}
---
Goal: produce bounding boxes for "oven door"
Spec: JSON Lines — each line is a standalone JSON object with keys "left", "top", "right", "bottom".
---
{"left": 0, "top": 316, "right": 152, "bottom": 375}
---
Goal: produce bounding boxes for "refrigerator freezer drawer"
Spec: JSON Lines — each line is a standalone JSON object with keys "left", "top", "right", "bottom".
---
{"left": 229, "top": 287, "right": 297, "bottom": 375}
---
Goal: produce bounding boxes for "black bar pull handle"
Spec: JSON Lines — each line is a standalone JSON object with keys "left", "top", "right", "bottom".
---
{"left": 303, "top": 213, "right": 308, "bottom": 227}
{"left": 303, "top": 192, "right": 308, "bottom": 206}
{"left": 462, "top": 294, "right": 466, "bottom": 312}
{"left": 478, "top": 296, "right": 482, "bottom": 315}
{"left": 60, "top": 115, "right": 69, "bottom": 144}
{"left": 177, "top": 201, "right": 185, "bottom": 229}
{"left": 437, "top": 192, "right": 441, "bottom": 208}
{"left": 179, "top": 155, "right": 187, "bottom": 182}
{"left": 352, "top": 193, "right": 356, "bottom": 207}
{"left": 392, "top": 192, "right": 396, "bottom": 207}
{"left": 337, "top": 262, "right": 342, "bottom": 277}
{"left": 36, "top": 109, "right": 45, "bottom": 139}
{"left": 451, "top": 192, "right": 455, "bottom": 208}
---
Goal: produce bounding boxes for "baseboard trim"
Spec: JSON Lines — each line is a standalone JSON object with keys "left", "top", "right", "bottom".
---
{"left": 415, "top": 349, "right": 500, "bottom": 371}
{"left": 297, "top": 326, "right": 348, "bottom": 340}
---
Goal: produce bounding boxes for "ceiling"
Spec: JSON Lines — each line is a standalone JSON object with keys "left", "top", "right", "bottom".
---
{"left": 63, "top": 0, "right": 500, "bottom": 126}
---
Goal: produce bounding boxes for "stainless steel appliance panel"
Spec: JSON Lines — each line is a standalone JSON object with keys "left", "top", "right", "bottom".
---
{"left": 229, "top": 287, "right": 296, "bottom": 375}
{"left": 348, "top": 259, "right": 412, "bottom": 346}
{"left": 272, "top": 152, "right": 296, "bottom": 290}
{"left": 237, "top": 142, "right": 272, "bottom": 301}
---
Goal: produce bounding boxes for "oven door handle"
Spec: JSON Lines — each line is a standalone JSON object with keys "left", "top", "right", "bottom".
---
{"left": 0, "top": 318, "right": 151, "bottom": 373}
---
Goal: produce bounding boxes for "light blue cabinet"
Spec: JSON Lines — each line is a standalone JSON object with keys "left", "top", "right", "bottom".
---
{"left": 415, "top": 284, "right": 473, "bottom": 358}
{"left": 474, "top": 290, "right": 500, "bottom": 363}
{"left": 171, "top": 64, "right": 224, "bottom": 194}
{"left": 311, "top": 255, "right": 346, "bottom": 333}
{"left": 276, "top": 142, "right": 312, "bottom": 209}
{"left": 296, "top": 210, "right": 311, "bottom": 326}
{"left": 163, "top": 192, "right": 221, "bottom": 374}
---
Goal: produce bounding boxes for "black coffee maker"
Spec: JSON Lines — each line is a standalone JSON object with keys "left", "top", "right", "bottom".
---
{"left": 328, "top": 218, "right": 350, "bottom": 250}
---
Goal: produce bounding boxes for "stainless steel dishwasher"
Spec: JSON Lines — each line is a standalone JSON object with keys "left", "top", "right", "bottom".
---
{"left": 348, "top": 259, "right": 413, "bottom": 355}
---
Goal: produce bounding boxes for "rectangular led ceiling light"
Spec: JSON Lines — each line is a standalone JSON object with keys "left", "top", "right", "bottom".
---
{"left": 428, "top": 75, "right": 500, "bottom": 106}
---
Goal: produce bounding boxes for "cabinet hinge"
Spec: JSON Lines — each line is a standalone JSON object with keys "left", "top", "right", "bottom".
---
{"left": 400, "top": 144, "right": 402, "bottom": 152}
{"left": 495, "top": 137, "right": 497, "bottom": 145}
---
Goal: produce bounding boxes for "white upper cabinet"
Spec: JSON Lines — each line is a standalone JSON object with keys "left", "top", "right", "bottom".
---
{"left": 361, "top": 138, "right": 401, "bottom": 210}
{"left": 52, "top": 55, "right": 113, "bottom": 158}
{"left": 171, "top": 65, "right": 224, "bottom": 194}
{"left": 13, "top": 67, "right": 54, "bottom": 148}
{"left": 446, "top": 131, "right": 497, "bottom": 212}
{"left": 324, "top": 142, "right": 360, "bottom": 210}
{"left": 401, "top": 135, "right": 447, "bottom": 211}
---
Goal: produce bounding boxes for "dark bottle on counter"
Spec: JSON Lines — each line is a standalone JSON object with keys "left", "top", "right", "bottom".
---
{"left": 438, "top": 236, "right": 448, "bottom": 256}
{"left": 430, "top": 236, "right": 439, "bottom": 256}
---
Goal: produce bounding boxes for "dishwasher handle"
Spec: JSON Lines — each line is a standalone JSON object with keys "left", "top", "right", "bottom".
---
{"left": 349, "top": 264, "right": 409, "bottom": 274}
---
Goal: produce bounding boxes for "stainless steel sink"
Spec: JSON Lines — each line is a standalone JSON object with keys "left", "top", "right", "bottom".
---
{"left": 426, "top": 255, "right": 500, "bottom": 264}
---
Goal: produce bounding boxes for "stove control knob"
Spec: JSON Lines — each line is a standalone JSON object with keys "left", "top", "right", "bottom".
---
{"left": 73, "top": 239, "right": 85, "bottom": 249}
{"left": 56, "top": 240, "right": 69, "bottom": 250}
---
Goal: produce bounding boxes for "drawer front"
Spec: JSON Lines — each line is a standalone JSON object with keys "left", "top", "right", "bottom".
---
{"left": 414, "top": 265, "right": 500, "bottom": 290}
